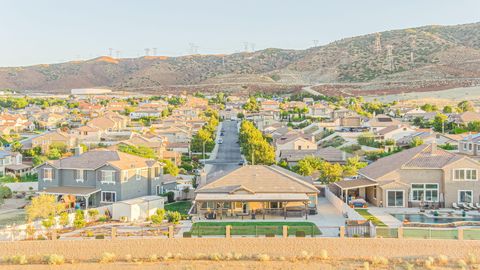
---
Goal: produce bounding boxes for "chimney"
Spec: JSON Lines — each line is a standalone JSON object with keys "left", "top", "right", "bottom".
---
{"left": 431, "top": 141, "right": 437, "bottom": 155}
{"left": 199, "top": 169, "right": 207, "bottom": 186}
{"left": 74, "top": 145, "right": 84, "bottom": 156}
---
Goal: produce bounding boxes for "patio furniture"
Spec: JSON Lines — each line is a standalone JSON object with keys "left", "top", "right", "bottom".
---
{"left": 460, "top": 203, "right": 472, "bottom": 210}
{"left": 468, "top": 203, "right": 478, "bottom": 210}
{"left": 452, "top": 203, "right": 461, "bottom": 210}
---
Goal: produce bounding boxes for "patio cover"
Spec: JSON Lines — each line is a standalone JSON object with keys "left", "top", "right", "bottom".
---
{"left": 194, "top": 193, "right": 309, "bottom": 202}
{"left": 334, "top": 178, "right": 378, "bottom": 190}
{"left": 38, "top": 186, "right": 101, "bottom": 197}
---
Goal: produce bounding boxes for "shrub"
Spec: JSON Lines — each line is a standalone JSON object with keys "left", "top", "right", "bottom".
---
{"left": 43, "top": 254, "right": 65, "bottom": 265}
{"left": 98, "top": 215, "right": 108, "bottom": 222}
{"left": 166, "top": 211, "right": 181, "bottom": 224}
{"left": 255, "top": 254, "right": 270, "bottom": 261}
{"left": 99, "top": 252, "right": 116, "bottom": 263}
{"left": 85, "top": 230, "right": 94, "bottom": 237}
{"left": 73, "top": 210, "right": 86, "bottom": 229}
{"left": 59, "top": 212, "right": 69, "bottom": 227}
{"left": 166, "top": 191, "right": 175, "bottom": 203}
{"left": 87, "top": 209, "right": 99, "bottom": 221}
{"left": 183, "top": 231, "right": 192, "bottom": 238}
{"left": 437, "top": 254, "right": 449, "bottom": 266}
{"left": 95, "top": 234, "right": 105, "bottom": 239}
{"left": 6, "top": 255, "right": 28, "bottom": 265}
{"left": 265, "top": 233, "right": 275, "bottom": 238}
{"left": 148, "top": 254, "right": 158, "bottom": 262}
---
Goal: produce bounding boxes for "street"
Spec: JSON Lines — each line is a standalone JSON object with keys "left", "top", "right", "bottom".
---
{"left": 204, "top": 120, "right": 243, "bottom": 181}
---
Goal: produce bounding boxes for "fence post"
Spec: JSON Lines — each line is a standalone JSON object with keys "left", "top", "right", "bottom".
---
{"left": 168, "top": 226, "right": 174, "bottom": 238}
{"left": 339, "top": 226, "right": 345, "bottom": 238}
{"left": 226, "top": 225, "right": 231, "bottom": 238}
{"left": 111, "top": 227, "right": 117, "bottom": 239}
{"left": 397, "top": 227, "right": 403, "bottom": 239}
{"left": 282, "top": 226, "right": 288, "bottom": 238}
{"left": 458, "top": 228, "right": 464, "bottom": 240}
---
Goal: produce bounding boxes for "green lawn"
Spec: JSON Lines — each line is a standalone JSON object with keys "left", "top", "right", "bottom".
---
{"left": 355, "top": 209, "right": 387, "bottom": 227}
{"left": 190, "top": 221, "right": 321, "bottom": 236}
{"left": 164, "top": 201, "right": 192, "bottom": 215}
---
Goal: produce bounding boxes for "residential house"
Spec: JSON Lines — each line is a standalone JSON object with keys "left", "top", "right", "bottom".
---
{"left": 366, "top": 114, "right": 401, "bottom": 132}
{"left": 278, "top": 146, "right": 352, "bottom": 167}
{"left": 261, "top": 100, "right": 280, "bottom": 111}
{"left": 333, "top": 143, "right": 480, "bottom": 208}
{"left": 274, "top": 132, "right": 317, "bottom": 160}
{"left": 31, "top": 130, "right": 78, "bottom": 154}
{"left": 450, "top": 111, "right": 480, "bottom": 126}
{"left": 308, "top": 103, "right": 332, "bottom": 119}
{"left": 194, "top": 165, "right": 319, "bottom": 219}
{"left": 37, "top": 149, "right": 164, "bottom": 208}
{"left": 0, "top": 150, "right": 31, "bottom": 177}
{"left": 374, "top": 124, "right": 417, "bottom": 142}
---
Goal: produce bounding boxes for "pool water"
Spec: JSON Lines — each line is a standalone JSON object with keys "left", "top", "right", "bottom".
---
{"left": 391, "top": 213, "right": 480, "bottom": 224}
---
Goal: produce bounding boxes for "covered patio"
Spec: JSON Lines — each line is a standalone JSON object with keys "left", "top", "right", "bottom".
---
{"left": 37, "top": 186, "right": 101, "bottom": 209}
{"left": 194, "top": 193, "right": 313, "bottom": 220}
{"left": 331, "top": 178, "right": 378, "bottom": 207}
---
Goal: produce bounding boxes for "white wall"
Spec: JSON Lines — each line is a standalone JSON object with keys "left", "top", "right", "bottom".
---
{"left": 325, "top": 187, "right": 364, "bottom": 221}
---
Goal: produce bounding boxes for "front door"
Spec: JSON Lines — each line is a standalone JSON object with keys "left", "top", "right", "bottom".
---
{"left": 387, "top": 190, "right": 404, "bottom": 207}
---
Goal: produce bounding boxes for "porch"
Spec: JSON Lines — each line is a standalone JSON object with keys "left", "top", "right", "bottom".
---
{"left": 331, "top": 178, "right": 379, "bottom": 208}
{"left": 193, "top": 193, "right": 316, "bottom": 220}
{"left": 37, "top": 186, "right": 101, "bottom": 210}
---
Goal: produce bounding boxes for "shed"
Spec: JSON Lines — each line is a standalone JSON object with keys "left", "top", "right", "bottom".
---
{"left": 112, "top": 196, "right": 166, "bottom": 222}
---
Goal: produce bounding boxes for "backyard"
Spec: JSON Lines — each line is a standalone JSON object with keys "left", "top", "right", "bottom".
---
{"left": 355, "top": 209, "right": 386, "bottom": 227}
{"left": 190, "top": 221, "right": 321, "bottom": 237}
{"left": 164, "top": 201, "right": 192, "bottom": 215}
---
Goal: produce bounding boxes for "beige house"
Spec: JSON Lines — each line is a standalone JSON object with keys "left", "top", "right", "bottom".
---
{"left": 31, "top": 130, "right": 78, "bottom": 154}
{"left": 274, "top": 133, "right": 317, "bottom": 160}
{"left": 194, "top": 165, "right": 319, "bottom": 219}
{"left": 334, "top": 143, "right": 480, "bottom": 208}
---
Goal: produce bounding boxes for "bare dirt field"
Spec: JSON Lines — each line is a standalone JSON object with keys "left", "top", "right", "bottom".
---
{"left": 1, "top": 238, "right": 480, "bottom": 269}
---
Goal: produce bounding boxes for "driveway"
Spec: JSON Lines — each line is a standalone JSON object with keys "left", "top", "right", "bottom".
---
{"left": 204, "top": 120, "right": 242, "bottom": 182}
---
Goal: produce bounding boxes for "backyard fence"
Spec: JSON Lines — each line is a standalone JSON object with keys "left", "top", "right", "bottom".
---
{"left": 190, "top": 224, "right": 322, "bottom": 238}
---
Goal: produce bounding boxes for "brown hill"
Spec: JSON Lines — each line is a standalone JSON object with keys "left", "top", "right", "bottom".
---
{"left": 1, "top": 22, "right": 480, "bottom": 94}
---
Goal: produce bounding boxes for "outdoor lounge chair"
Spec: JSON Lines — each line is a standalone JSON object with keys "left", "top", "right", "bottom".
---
{"left": 461, "top": 203, "right": 472, "bottom": 210}
{"left": 468, "top": 203, "right": 478, "bottom": 210}
{"left": 452, "top": 203, "right": 461, "bottom": 210}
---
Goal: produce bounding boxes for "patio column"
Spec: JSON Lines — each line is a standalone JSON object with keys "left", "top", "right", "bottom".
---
{"left": 283, "top": 202, "right": 287, "bottom": 220}
{"left": 345, "top": 189, "right": 349, "bottom": 203}
{"left": 84, "top": 195, "right": 90, "bottom": 209}
{"left": 262, "top": 202, "right": 266, "bottom": 220}
{"left": 304, "top": 202, "right": 308, "bottom": 220}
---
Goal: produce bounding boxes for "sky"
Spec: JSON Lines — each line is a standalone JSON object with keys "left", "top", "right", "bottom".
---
{"left": 1, "top": 0, "right": 479, "bottom": 67}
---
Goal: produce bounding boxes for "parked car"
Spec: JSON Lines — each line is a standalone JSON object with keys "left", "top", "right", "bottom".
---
{"left": 218, "top": 138, "right": 223, "bottom": 144}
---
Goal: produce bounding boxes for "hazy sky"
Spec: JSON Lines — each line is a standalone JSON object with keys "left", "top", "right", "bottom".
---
{"left": 1, "top": 0, "right": 479, "bottom": 67}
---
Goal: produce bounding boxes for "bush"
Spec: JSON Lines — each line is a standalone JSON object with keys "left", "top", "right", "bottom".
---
{"left": 6, "top": 255, "right": 28, "bottom": 265}
{"left": 98, "top": 215, "right": 108, "bottom": 222}
{"left": 183, "top": 231, "right": 192, "bottom": 238}
{"left": 295, "top": 231, "right": 306, "bottom": 237}
{"left": 85, "top": 230, "right": 94, "bottom": 237}
{"left": 0, "top": 185, "right": 12, "bottom": 199}
{"left": 265, "top": 233, "right": 275, "bottom": 238}
{"left": 73, "top": 210, "right": 86, "bottom": 229}
{"left": 95, "top": 234, "right": 105, "bottom": 239}
{"left": 43, "top": 254, "right": 65, "bottom": 265}
{"left": 59, "top": 212, "right": 69, "bottom": 227}
{"left": 166, "top": 191, "right": 175, "bottom": 203}
{"left": 166, "top": 211, "right": 181, "bottom": 224}
{"left": 87, "top": 209, "right": 99, "bottom": 221}
{"left": 99, "top": 252, "right": 116, "bottom": 263}
{"left": 151, "top": 208, "right": 165, "bottom": 224}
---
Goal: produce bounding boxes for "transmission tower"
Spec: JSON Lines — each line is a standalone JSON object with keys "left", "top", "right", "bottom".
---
{"left": 144, "top": 48, "right": 150, "bottom": 56}
{"left": 108, "top": 48, "right": 113, "bottom": 57}
{"left": 410, "top": 35, "right": 417, "bottom": 65}
{"left": 189, "top": 43, "right": 199, "bottom": 54}
{"left": 374, "top": 33, "right": 382, "bottom": 53}
{"left": 250, "top": 43, "right": 256, "bottom": 52}
{"left": 384, "top": 45, "right": 394, "bottom": 71}
{"left": 243, "top": 42, "right": 249, "bottom": 52}
{"left": 153, "top": 47, "right": 157, "bottom": 56}
{"left": 115, "top": 50, "right": 120, "bottom": 59}
{"left": 312, "top": 40, "right": 319, "bottom": 47}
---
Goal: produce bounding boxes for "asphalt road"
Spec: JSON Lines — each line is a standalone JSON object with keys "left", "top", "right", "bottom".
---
{"left": 205, "top": 120, "right": 242, "bottom": 181}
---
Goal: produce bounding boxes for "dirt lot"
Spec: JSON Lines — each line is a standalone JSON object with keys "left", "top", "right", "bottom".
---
{"left": 1, "top": 238, "right": 480, "bottom": 269}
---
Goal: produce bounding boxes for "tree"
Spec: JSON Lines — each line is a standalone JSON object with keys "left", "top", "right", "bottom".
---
{"left": 73, "top": 210, "right": 86, "bottom": 229}
{"left": 410, "top": 137, "right": 423, "bottom": 148}
{"left": 150, "top": 208, "right": 165, "bottom": 224}
{"left": 47, "top": 148, "right": 62, "bottom": 160}
{"left": 10, "top": 141, "right": 22, "bottom": 152}
{"left": 25, "top": 194, "right": 65, "bottom": 222}
{"left": 318, "top": 162, "right": 344, "bottom": 183}
{"left": 162, "top": 159, "right": 179, "bottom": 176}
{"left": 443, "top": 106, "right": 453, "bottom": 113}
{"left": 243, "top": 96, "right": 260, "bottom": 112}
{"left": 342, "top": 156, "right": 368, "bottom": 177}
{"left": 432, "top": 113, "right": 448, "bottom": 133}
{"left": 457, "top": 101, "right": 474, "bottom": 112}
{"left": 239, "top": 120, "right": 275, "bottom": 165}
{"left": 166, "top": 211, "right": 181, "bottom": 224}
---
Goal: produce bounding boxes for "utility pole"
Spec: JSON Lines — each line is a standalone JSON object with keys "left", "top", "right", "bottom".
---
{"left": 374, "top": 33, "right": 382, "bottom": 53}
{"left": 108, "top": 48, "right": 113, "bottom": 57}
{"left": 312, "top": 40, "right": 319, "bottom": 47}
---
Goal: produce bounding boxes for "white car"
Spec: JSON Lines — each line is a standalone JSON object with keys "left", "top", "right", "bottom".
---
{"left": 218, "top": 138, "right": 223, "bottom": 144}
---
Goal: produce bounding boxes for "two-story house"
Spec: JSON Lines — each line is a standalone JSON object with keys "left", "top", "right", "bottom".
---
{"left": 37, "top": 149, "right": 164, "bottom": 208}
{"left": 0, "top": 150, "right": 31, "bottom": 177}
{"left": 332, "top": 143, "right": 480, "bottom": 208}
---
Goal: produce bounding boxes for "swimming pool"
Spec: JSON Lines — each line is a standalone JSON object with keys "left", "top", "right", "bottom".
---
{"left": 391, "top": 213, "right": 480, "bottom": 224}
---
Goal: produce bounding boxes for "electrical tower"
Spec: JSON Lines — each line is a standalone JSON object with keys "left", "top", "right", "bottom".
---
{"left": 410, "top": 35, "right": 416, "bottom": 65}
{"left": 189, "top": 43, "right": 199, "bottom": 54}
{"left": 374, "top": 33, "right": 382, "bottom": 53}
{"left": 312, "top": 40, "right": 319, "bottom": 47}
{"left": 250, "top": 43, "right": 255, "bottom": 52}
{"left": 115, "top": 50, "right": 120, "bottom": 59}
{"left": 144, "top": 48, "right": 150, "bottom": 56}
{"left": 384, "top": 45, "right": 394, "bottom": 71}
{"left": 108, "top": 48, "right": 113, "bottom": 57}
{"left": 243, "top": 42, "right": 249, "bottom": 52}
{"left": 153, "top": 47, "right": 157, "bottom": 56}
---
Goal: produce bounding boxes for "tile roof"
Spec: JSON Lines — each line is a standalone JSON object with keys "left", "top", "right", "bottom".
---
{"left": 359, "top": 144, "right": 463, "bottom": 179}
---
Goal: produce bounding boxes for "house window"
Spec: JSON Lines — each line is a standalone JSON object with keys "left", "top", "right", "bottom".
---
{"left": 469, "top": 143, "right": 473, "bottom": 151}
{"left": 459, "top": 190, "right": 473, "bottom": 204}
{"left": 453, "top": 169, "right": 478, "bottom": 181}
{"left": 101, "top": 171, "right": 115, "bottom": 184}
{"left": 156, "top": 185, "right": 163, "bottom": 195}
{"left": 411, "top": 183, "right": 438, "bottom": 202}
{"left": 43, "top": 168, "right": 53, "bottom": 181}
{"left": 75, "top": 170, "right": 84, "bottom": 182}
{"left": 201, "top": 201, "right": 215, "bottom": 209}
{"left": 136, "top": 169, "right": 141, "bottom": 180}
{"left": 101, "top": 191, "right": 116, "bottom": 203}
{"left": 463, "top": 143, "right": 467, "bottom": 150}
